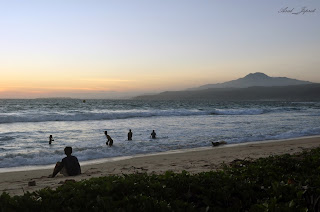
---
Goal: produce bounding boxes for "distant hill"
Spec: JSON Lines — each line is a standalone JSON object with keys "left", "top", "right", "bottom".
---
{"left": 134, "top": 84, "right": 320, "bottom": 101}
{"left": 134, "top": 73, "right": 318, "bottom": 101}
{"left": 188, "top": 72, "right": 312, "bottom": 90}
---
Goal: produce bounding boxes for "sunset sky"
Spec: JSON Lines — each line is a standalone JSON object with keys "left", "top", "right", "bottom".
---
{"left": 1, "top": 0, "right": 319, "bottom": 98}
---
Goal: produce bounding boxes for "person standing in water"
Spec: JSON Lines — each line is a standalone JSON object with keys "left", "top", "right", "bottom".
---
{"left": 151, "top": 130, "right": 156, "bottom": 139}
{"left": 128, "top": 129, "right": 133, "bottom": 140}
{"left": 49, "top": 135, "right": 54, "bottom": 144}
{"left": 104, "top": 131, "right": 113, "bottom": 147}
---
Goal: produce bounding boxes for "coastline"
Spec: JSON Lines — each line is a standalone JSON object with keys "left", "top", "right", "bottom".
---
{"left": 1, "top": 135, "right": 320, "bottom": 196}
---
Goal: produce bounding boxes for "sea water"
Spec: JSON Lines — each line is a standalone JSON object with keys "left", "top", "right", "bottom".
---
{"left": 0, "top": 99, "right": 319, "bottom": 170}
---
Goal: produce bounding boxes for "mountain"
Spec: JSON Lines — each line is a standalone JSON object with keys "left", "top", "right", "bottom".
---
{"left": 134, "top": 84, "right": 320, "bottom": 101}
{"left": 188, "top": 72, "right": 312, "bottom": 90}
{"left": 134, "top": 73, "right": 318, "bottom": 101}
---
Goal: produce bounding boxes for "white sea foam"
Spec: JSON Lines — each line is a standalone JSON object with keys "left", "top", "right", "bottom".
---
{"left": 212, "top": 108, "right": 265, "bottom": 115}
{"left": 0, "top": 107, "right": 303, "bottom": 124}
{"left": 0, "top": 109, "right": 262, "bottom": 123}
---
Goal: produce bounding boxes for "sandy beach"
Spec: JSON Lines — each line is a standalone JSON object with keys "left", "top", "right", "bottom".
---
{"left": 1, "top": 136, "right": 320, "bottom": 196}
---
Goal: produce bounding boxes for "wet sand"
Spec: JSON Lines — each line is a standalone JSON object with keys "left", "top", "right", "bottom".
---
{"left": 1, "top": 136, "right": 319, "bottom": 196}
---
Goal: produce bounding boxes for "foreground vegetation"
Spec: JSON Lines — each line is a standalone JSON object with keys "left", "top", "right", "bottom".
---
{"left": 2, "top": 148, "right": 320, "bottom": 211}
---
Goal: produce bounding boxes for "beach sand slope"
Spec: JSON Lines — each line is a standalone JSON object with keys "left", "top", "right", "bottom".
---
{"left": 0, "top": 136, "right": 319, "bottom": 196}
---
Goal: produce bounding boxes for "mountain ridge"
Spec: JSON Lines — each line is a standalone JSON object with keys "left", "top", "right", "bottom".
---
{"left": 134, "top": 84, "right": 320, "bottom": 101}
{"left": 188, "top": 72, "right": 312, "bottom": 90}
{"left": 134, "top": 73, "right": 319, "bottom": 101}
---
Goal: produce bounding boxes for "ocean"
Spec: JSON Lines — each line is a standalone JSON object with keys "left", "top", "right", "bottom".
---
{"left": 0, "top": 99, "right": 320, "bottom": 170}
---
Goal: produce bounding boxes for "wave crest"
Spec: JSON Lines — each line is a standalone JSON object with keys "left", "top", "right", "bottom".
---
{"left": 0, "top": 106, "right": 302, "bottom": 124}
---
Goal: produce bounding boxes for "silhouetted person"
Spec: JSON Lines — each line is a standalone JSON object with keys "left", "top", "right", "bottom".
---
{"left": 128, "top": 129, "right": 133, "bottom": 140}
{"left": 50, "top": 146, "right": 81, "bottom": 178}
{"left": 105, "top": 131, "right": 113, "bottom": 147}
{"left": 151, "top": 130, "right": 156, "bottom": 139}
{"left": 49, "top": 135, "right": 54, "bottom": 145}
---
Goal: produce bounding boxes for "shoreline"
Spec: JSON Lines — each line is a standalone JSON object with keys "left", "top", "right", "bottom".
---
{"left": 1, "top": 135, "right": 320, "bottom": 196}
{"left": 1, "top": 135, "right": 319, "bottom": 174}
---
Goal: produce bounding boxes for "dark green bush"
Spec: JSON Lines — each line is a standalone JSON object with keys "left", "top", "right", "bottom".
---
{"left": 2, "top": 147, "right": 320, "bottom": 211}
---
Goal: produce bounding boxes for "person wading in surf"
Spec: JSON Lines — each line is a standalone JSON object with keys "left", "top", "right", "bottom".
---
{"left": 151, "top": 130, "right": 156, "bottom": 139}
{"left": 105, "top": 131, "right": 113, "bottom": 147}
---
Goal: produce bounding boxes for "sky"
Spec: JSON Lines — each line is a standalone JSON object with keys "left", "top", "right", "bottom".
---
{"left": 0, "top": 0, "right": 319, "bottom": 98}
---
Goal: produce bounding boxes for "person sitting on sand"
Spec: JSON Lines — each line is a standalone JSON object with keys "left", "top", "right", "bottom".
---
{"left": 151, "top": 130, "right": 156, "bottom": 139}
{"left": 50, "top": 146, "right": 81, "bottom": 178}
{"left": 105, "top": 131, "right": 113, "bottom": 147}
{"left": 128, "top": 129, "right": 133, "bottom": 140}
{"left": 49, "top": 135, "right": 54, "bottom": 145}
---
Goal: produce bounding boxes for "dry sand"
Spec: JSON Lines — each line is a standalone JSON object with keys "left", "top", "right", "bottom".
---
{"left": 1, "top": 136, "right": 320, "bottom": 196}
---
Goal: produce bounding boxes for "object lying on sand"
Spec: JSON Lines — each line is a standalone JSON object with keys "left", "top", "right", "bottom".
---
{"left": 211, "top": 141, "right": 227, "bottom": 147}
{"left": 28, "top": 180, "right": 36, "bottom": 186}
